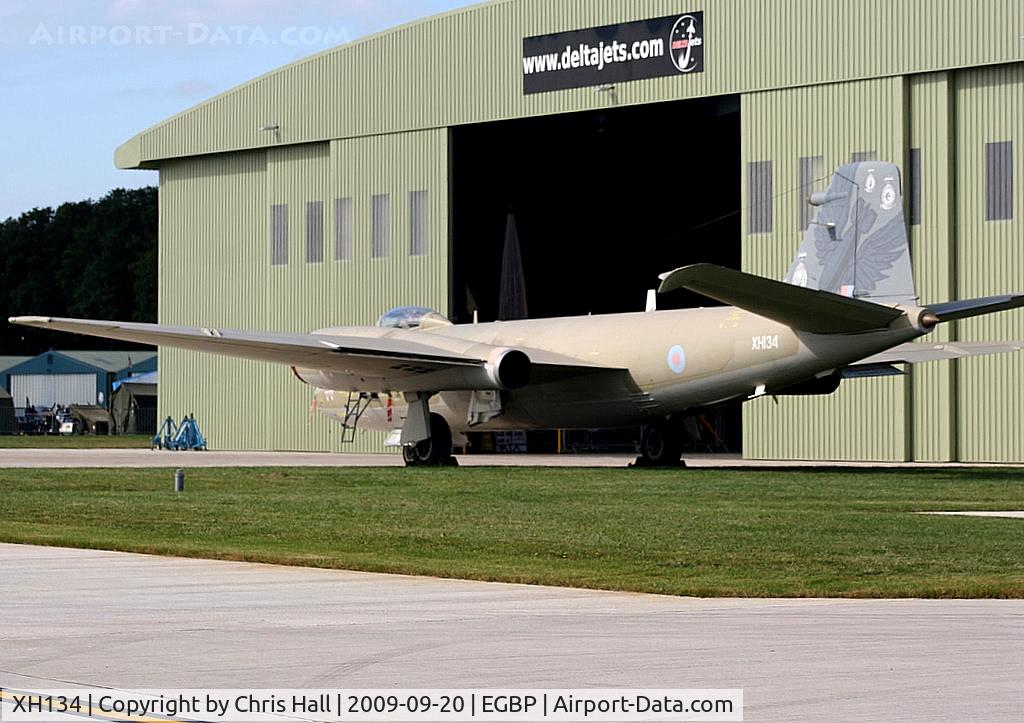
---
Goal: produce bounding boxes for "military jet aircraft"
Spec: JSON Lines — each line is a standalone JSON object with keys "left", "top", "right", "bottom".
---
{"left": 12, "top": 161, "right": 1024, "bottom": 466}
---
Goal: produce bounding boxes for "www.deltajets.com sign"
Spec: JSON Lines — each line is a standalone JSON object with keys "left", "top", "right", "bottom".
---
{"left": 522, "top": 12, "right": 704, "bottom": 95}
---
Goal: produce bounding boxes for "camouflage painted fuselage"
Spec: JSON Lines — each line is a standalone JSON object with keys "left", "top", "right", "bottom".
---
{"left": 311, "top": 305, "right": 930, "bottom": 434}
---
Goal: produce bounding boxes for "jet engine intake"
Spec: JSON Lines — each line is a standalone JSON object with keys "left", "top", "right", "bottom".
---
{"left": 484, "top": 348, "right": 531, "bottom": 390}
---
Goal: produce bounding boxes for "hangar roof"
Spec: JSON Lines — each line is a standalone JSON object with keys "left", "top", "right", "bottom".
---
{"left": 4, "top": 351, "right": 157, "bottom": 376}
{"left": 116, "top": 0, "right": 1024, "bottom": 169}
{"left": 0, "top": 356, "right": 32, "bottom": 374}
{"left": 59, "top": 351, "right": 157, "bottom": 373}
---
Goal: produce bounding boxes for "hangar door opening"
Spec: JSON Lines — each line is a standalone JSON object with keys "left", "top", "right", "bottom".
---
{"left": 450, "top": 94, "right": 742, "bottom": 453}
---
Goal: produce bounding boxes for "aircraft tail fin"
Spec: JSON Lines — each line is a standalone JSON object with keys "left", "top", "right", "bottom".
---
{"left": 785, "top": 161, "right": 917, "bottom": 306}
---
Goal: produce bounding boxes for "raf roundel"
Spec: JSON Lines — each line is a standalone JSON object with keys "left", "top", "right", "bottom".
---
{"left": 880, "top": 182, "right": 897, "bottom": 211}
{"left": 667, "top": 344, "right": 687, "bottom": 374}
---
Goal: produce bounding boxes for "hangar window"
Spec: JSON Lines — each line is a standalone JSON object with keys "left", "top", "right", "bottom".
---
{"left": 270, "top": 204, "right": 288, "bottom": 266}
{"left": 851, "top": 150, "right": 878, "bottom": 163}
{"left": 747, "top": 161, "right": 773, "bottom": 234}
{"left": 372, "top": 194, "right": 390, "bottom": 258}
{"left": 306, "top": 201, "right": 324, "bottom": 264}
{"left": 334, "top": 197, "right": 353, "bottom": 261}
{"left": 798, "top": 156, "right": 825, "bottom": 230}
{"left": 909, "top": 148, "right": 922, "bottom": 226}
{"left": 986, "top": 141, "right": 1014, "bottom": 221}
{"left": 410, "top": 190, "right": 429, "bottom": 257}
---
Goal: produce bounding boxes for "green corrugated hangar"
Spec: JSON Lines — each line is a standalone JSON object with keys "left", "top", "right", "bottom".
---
{"left": 115, "top": 0, "right": 1024, "bottom": 461}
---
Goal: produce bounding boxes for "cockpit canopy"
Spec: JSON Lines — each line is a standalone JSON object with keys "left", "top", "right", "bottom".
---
{"left": 376, "top": 306, "right": 452, "bottom": 330}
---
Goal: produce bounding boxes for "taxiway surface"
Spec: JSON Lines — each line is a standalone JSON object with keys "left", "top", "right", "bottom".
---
{"left": 2, "top": 448, "right": 1022, "bottom": 468}
{"left": 1, "top": 544, "right": 1021, "bottom": 721}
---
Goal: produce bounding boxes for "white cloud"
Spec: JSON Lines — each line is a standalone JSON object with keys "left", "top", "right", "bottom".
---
{"left": 168, "top": 77, "right": 218, "bottom": 98}
{"left": 113, "top": 78, "right": 220, "bottom": 99}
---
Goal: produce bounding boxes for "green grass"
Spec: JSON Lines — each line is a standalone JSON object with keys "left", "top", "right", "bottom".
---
{"left": 1, "top": 466, "right": 1022, "bottom": 598}
{"left": 0, "top": 434, "right": 153, "bottom": 448}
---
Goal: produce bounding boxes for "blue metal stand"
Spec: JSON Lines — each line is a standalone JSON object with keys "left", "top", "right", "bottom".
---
{"left": 152, "top": 414, "right": 207, "bottom": 451}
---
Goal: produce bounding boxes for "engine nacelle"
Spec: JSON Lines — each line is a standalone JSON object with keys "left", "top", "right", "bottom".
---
{"left": 484, "top": 348, "right": 531, "bottom": 390}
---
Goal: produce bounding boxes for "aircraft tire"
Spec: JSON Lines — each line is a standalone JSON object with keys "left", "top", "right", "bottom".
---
{"left": 638, "top": 422, "right": 683, "bottom": 467}
{"left": 403, "top": 413, "right": 454, "bottom": 467}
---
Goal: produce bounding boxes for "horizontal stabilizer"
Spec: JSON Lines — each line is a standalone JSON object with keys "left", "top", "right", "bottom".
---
{"left": 841, "top": 364, "right": 905, "bottom": 378}
{"left": 658, "top": 264, "right": 904, "bottom": 334}
{"left": 927, "top": 295, "right": 1024, "bottom": 322}
{"left": 854, "top": 340, "right": 1024, "bottom": 366}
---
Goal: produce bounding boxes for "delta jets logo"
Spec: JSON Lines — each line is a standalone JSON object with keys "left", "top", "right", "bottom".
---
{"left": 670, "top": 14, "right": 704, "bottom": 73}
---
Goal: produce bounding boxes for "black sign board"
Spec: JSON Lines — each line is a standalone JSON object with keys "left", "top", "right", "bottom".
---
{"left": 522, "top": 12, "right": 704, "bottom": 95}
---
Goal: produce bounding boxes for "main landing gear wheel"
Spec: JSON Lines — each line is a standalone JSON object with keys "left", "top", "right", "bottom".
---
{"left": 402, "top": 413, "right": 455, "bottom": 467}
{"left": 635, "top": 421, "right": 684, "bottom": 468}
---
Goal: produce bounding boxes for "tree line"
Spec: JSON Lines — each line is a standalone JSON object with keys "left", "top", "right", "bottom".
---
{"left": 0, "top": 187, "right": 157, "bottom": 355}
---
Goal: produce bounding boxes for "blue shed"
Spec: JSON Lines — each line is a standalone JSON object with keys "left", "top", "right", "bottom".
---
{"left": 0, "top": 356, "right": 33, "bottom": 406}
{"left": 4, "top": 350, "right": 157, "bottom": 409}
{"left": 0, "top": 356, "right": 31, "bottom": 382}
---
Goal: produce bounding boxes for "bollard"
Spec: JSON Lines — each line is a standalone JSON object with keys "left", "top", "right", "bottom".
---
{"left": 174, "top": 468, "right": 185, "bottom": 493}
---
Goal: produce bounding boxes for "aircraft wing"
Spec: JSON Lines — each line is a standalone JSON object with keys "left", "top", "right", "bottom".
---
{"left": 852, "top": 340, "right": 1024, "bottom": 366}
{"left": 659, "top": 263, "right": 904, "bottom": 333}
{"left": 8, "top": 316, "right": 616, "bottom": 393}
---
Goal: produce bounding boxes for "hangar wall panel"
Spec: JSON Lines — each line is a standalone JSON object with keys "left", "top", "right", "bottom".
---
{"left": 954, "top": 64, "right": 1024, "bottom": 462}
{"left": 260, "top": 130, "right": 449, "bottom": 452}
{"left": 744, "top": 65, "right": 1024, "bottom": 461}
{"left": 742, "top": 77, "right": 911, "bottom": 461}
{"left": 123, "top": 0, "right": 1024, "bottom": 168}
{"left": 327, "top": 132, "right": 451, "bottom": 321}
{"left": 263, "top": 143, "right": 334, "bottom": 451}
{"left": 909, "top": 73, "right": 957, "bottom": 462}
{"left": 158, "top": 152, "right": 270, "bottom": 451}
{"left": 159, "top": 129, "right": 449, "bottom": 452}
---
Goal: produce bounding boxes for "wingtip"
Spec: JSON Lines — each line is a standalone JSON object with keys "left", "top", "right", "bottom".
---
{"left": 657, "top": 263, "right": 717, "bottom": 294}
{"left": 657, "top": 266, "right": 691, "bottom": 293}
{"left": 8, "top": 316, "right": 52, "bottom": 326}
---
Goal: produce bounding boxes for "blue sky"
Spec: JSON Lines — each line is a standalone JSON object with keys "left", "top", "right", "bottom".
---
{"left": 0, "top": 0, "right": 476, "bottom": 221}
